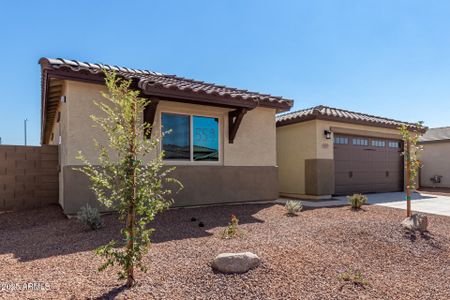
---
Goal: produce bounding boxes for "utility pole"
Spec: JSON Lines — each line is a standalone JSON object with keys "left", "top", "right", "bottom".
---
{"left": 24, "top": 118, "right": 28, "bottom": 146}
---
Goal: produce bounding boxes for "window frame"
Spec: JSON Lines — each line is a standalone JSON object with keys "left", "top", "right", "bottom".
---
{"left": 334, "top": 136, "right": 349, "bottom": 145}
{"left": 352, "top": 137, "right": 368, "bottom": 146}
{"left": 371, "top": 139, "right": 386, "bottom": 148}
{"left": 388, "top": 141, "right": 401, "bottom": 148}
{"left": 160, "top": 110, "right": 222, "bottom": 165}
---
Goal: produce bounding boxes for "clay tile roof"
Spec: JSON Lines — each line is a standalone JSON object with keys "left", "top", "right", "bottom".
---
{"left": 419, "top": 127, "right": 450, "bottom": 143}
{"left": 276, "top": 105, "right": 419, "bottom": 130}
{"left": 39, "top": 57, "right": 293, "bottom": 110}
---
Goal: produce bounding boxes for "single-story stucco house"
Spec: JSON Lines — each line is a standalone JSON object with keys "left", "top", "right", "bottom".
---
{"left": 39, "top": 58, "right": 293, "bottom": 214}
{"left": 276, "top": 105, "right": 417, "bottom": 199}
{"left": 419, "top": 127, "right": 450, "bottom": 188}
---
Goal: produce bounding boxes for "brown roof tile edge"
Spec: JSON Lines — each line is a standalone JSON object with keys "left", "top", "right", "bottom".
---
{"left": 39, "top": 57, "right": 293, "bottom": 110}
{"left": 276, "top": 105, "right": 424, "bottom": 131}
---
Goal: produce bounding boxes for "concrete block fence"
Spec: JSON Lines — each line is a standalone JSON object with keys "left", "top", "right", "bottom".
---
{"left": 0, "top": 145, "right": 58, "bottom": 211}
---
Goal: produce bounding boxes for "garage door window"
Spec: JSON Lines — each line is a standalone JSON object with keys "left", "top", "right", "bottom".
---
{"left": 389, "top": 141, "right": 401, "bottom": 148}
{"left": 334, "top": 136, "right": 348, "bottom": 144}
{"left": 352, "top": 138, "right": 368, "bottom": 146}
{"left": 371, "top": 140, "right": 386, "bottom": 147}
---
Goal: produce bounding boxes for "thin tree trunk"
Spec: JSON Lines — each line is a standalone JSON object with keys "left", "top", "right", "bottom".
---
{"left": 405, "top": 140, "right": 411, "bottom": 217}
{"left": 126, "top": 100, "right": 138, "bottom": 288}
{"left": 126, "top": 202, "right": 135, "bottom": 288}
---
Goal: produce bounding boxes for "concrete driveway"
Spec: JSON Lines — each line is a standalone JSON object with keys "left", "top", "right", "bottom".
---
{"left": 298, "top": 191, "right": 450, "bottom": 217}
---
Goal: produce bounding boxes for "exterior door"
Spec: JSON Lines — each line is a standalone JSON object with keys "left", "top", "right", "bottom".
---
{"left": 334, "top": 135, "right": 403, "bottom": 195}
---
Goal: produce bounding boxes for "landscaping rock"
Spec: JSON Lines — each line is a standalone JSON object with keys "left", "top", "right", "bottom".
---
{"left": 401, "top": 213, "right": 428, "bottom": 232}
{"left": 211, "top": 252, "right": 260, "bottom": 274}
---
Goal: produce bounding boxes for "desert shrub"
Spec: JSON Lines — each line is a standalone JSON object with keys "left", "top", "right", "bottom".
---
{"left": 338, "top": 267, "right": 368, "bottom": 287}
{"left": 285, "top": 200, "right": 303, "bottom": 215}
{"left": 77, "top": 204, "right": 103, "bottom": 230}
{"left": 221, "top": 214, "right": 239, "bottom": 239}
{"left": 347, "top": 194, "right": 367, "bottom": 210}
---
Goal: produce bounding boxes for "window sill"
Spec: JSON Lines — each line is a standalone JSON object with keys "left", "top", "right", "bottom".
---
{"left": 163, "top": 160, "right": 223, "bottom": 166}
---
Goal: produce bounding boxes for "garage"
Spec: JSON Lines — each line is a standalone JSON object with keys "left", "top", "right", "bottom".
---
{"left": 276, "top": 105, "right": 417, "bottom": 200}
{"left": 334, "top": 135, "right": 403, "bottom": 195}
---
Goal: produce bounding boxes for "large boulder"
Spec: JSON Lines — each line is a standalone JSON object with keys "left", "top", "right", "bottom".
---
{"left": 211, "top": 252, "right": 260, "bottom": 274}
{"left": 401, "top": 213, "right": 428, "bottom": 232}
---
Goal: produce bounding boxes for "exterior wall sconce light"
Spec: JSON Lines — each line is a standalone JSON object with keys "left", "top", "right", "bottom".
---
{"left": 324, "top": 130, "right": 332, "bottom": 139}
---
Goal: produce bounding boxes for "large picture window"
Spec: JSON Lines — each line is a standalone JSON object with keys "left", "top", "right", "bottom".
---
{"left": 161, "top": 112, "right": 219, "bottom": 162}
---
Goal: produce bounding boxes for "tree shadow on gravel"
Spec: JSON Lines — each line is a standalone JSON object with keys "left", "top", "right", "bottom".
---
{"left": 0, "top": 203, "right": 269, "bottom": 261}
{"left": 93, "top": 284, "right": 127, "bottom": 300}
{"left": 403, "top": 230, "right": 443, "bottom": 249}
{"left": 0, "top": 205, "right": 123, "bottom": 262}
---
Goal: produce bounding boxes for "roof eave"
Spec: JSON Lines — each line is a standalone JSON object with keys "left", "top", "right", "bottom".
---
{"left": 276, "top": 114, "right": 421, "bottom": 131}
{"left": 40, "top": 58, "right": 293, "bottom": 110}
{"left": 419, "top": 138, "right": 450, "bottom": 144}
{"left": 40, "top": 59, "right": 294, "bottom": 143}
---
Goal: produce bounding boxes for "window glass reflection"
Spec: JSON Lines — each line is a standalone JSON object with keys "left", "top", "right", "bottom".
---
{"left": 193, "top": 116, "right": 219, "bottom": 161}
{"left": 162, "top": 113, "right": 190, "bottom": 160}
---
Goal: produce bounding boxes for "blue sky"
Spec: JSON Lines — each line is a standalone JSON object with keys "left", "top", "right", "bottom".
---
{"left": 1, "top": 0, "right": 450, "bottom": 145}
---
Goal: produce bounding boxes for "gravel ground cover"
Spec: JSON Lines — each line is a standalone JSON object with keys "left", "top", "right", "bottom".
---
{"left": 0, "top": 203, "right": 449, "bottom": 299}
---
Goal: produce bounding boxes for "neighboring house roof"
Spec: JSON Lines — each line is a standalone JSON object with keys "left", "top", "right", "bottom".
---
{"left": 276, "top": 105, "right": 419, "bottom": 130}
{"left": 39, "top": 58, "right": 293, "bottom": 110}
{"left": 419, "top": 127, "right": 450, "bottom": 143}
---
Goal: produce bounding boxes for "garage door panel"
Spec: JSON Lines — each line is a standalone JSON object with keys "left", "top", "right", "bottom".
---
{"left": 333, "top": 146, "right": 351, "bottom": 160}
{"left": 356, "top": 171, "right": 385, "bottom": 183}
{"left": 335, "top": 172, "right": 352, "bottom": 185}
{"left": 334, "top": 135, "right": 403, "bottom": 195}
{"left": 335, "top": 161, "right": 351, "bottom": 171}
{"left": 371, "top": 152, "right": 387, "bottom": 162}
{"left": 370, "top": 162, "right": 387, "bottom": 171}
{"left": 387, "top": 160, "right": 401, "bottom": 167}
{"left": 352, "top": 163, "right": 369, "bottom": 171}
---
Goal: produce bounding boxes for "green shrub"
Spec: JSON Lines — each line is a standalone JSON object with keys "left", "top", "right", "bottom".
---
{"left": 77, "top": 204, "right": 103, "bottom": 230}
{"left": 285, "top": 200, "right": 303, "bottom": 215}
{"left": 221, "top": 214, "right": 240, "bottom": 239}
{"left": 347, "top": 194, "right": 367, "bottom": 210}
{"left": 338, "top": 267, "right": 368, "bottom": 287}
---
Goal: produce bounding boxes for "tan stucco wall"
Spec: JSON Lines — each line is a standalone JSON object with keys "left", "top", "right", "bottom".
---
{"left": 224, "top": 107, "right": 277, "bottom": 166}
{"left": 277, "top": 120, "right": 317, "bottom": 195}
{"left": 64, "top": 81, "right": 110, "bottom": 166}
{"left": 60, "top": 80, "right": 277, "bottom": 167}
{"left": 420, "top": 142, "right": 450, "bottom": 188}
{"left": 277, "top": 119, "right": 403, "bottom": 197}
{"left": 51, "top": 80, "right": 279, "bottom": 211}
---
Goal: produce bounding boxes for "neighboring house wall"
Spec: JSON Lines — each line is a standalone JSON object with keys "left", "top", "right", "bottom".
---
{"left": 0, "top": 145, "right": 58, "bottom": 211}
{"left": 52, "top": 80, "right": 279, "bottom": 214}
{"left": 277, "top": 119, "right": 403, "bottom": 198}
{"left": 420, "top": 141, "right": 450, "bottom": 188}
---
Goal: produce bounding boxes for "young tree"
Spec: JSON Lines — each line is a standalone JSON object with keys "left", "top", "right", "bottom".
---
{"left": 399, "top": 121, "right": 424, "bottom": 217}
{"left": 77, "top": 71, "right": 181, "bottom": 288}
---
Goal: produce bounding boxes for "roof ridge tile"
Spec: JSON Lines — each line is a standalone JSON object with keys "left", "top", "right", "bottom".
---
{"left": 276, "top": 104, "right": 418, "bottom": 130}
{"left": 39, "top": 57, "right": 293, "bottom": 110}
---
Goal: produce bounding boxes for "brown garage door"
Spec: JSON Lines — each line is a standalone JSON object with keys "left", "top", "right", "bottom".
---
{"left": 334, "top": 135, "right": 403, "bottom": 195}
